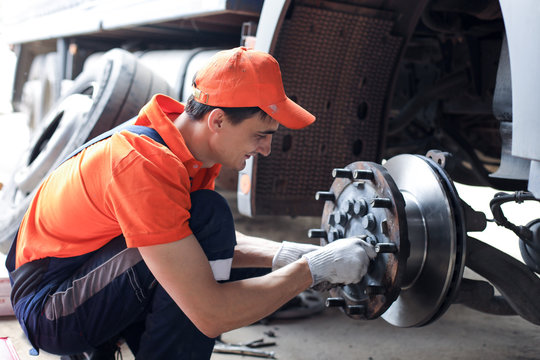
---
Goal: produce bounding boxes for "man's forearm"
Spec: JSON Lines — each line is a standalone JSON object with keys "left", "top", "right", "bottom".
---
{"left": 216, "top": 259, "right": 313, "bottom": 335}
{"left": 139, "top": 235, "right": 312, "bottom": 338}
{"left": 233, "top": 231, "right": 281, "bottom": 268}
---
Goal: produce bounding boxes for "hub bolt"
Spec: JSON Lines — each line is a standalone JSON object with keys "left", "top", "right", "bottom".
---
{"left": 308, "top": 229, "right": 327, "bottom": 239}
{"left": 352, "top": 169, "right": 374, "bottom": 181}
{"left": 332, "top": 168, "right": 353, "bottom": 179}
{"left": 347, "top": 304, "right": 366, "bottom": 315}
{"left": 326, "top": 297, "right": 346, "bottom": 307}
{"left": 371, "top": 197, "right": 393, "bottom": 208}
{"left": 375, "top": 243, "right": 398, "bottom": 253}
{"left": 315, "top": 191, "right": 335, "bottom": 202}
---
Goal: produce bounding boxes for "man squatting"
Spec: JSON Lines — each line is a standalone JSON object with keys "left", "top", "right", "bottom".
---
{"left": 6, "top": 47, "right": 376, "bottom": 359}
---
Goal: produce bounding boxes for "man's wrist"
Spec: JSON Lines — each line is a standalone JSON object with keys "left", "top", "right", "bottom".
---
{"left": 297, "top": 257, "right": 316, "bottom": 289}
{"left": 272, "top": 241, "right": 320, "bottom": 271}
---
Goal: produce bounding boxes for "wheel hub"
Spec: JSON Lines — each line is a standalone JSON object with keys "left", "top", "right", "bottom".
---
{"left": 312, "top": 154, "right": 466, "bottom": 327}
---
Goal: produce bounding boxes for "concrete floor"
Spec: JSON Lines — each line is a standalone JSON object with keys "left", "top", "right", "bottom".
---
{"left": 2, "top": 298, "right": 540, "bottom": 359}
{"left": 1, "top": 112, "right": 539, "bottom": 359}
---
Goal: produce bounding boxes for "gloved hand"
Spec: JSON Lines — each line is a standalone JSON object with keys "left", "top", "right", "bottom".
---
{"left": 272, "top": 241, "right": 321, "bottom": 271}
{"left": 302, "top": 237, "right": 376, "bottom": 288}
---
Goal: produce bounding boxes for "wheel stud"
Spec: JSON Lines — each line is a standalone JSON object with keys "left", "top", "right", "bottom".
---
{"left": 326, "top": 297, "right": 346, "bottom": 307}
{"left": 347, "top": 304, "right": 366, "bottom": 315}
{"left": 308, "top": 229, "right": 327, "bottom": 239}
{"left": 375, "top": 243, "right": 398, "bottom": 253}
{"left": 315, "top": 191, "right": 335, "bottom": 202}
{"left": 332, "top": 168, "right": 353, "bottom": 179}
{"left": 352, "top": 169, "right": 374, "bottom": 181}
{"left": 371, "top": 197, "right": 393, "bottom": 208}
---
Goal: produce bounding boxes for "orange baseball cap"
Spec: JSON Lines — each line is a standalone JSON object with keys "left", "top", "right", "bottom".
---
{"left": 192, "top": 47, "right": 315, "bottom": 129}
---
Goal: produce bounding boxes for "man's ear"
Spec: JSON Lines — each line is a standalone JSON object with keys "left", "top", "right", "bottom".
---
{"left": 207, "top": 108, "right": 226, "bottom": 133}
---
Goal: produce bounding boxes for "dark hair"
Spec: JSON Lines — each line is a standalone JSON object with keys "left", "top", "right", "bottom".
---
{"left": 184, "top": 95, "right": 269, "bottom": 125}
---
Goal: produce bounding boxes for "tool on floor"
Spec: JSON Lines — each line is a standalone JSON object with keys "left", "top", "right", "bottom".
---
{"left": 213, "top": 337, "right": 277, "bottom": 359}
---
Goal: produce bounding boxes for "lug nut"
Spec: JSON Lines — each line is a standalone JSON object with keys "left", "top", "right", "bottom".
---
{"left": 347, "top": 304, "right": 366, "bottom": 315}
{"left": 352, "top": 169, "right": 374, "bottom": 181}
{"left": 308, "top": 229, "right": 327, "bottom": 239}
{"left": 366, "top": 235, "right": 378, "bottom": 246}
{"left": 354, "top": 199, "right": 368, "bottom": 216}
{"left": 342, "top": 200, "right": 355, "bottom": 215}
{"left": 315, "top": 191, "right": 335, "bottom": 202}
{"left": 362, "top": 213, "right": 377, "bottom": 231}
{"left": 326, "top": 297, "right": 346, "bottom": 307}
{"left": 328, "top": 230, "right": 339, "bottom": 242}
{"left": 371, "top": 197, "right": 393, "bottom": 208}
{"left": 334, "top": 211, "right": 348, "bottom": 226}
{"left": 328, "top": 213, "right": 336, "bottom": 226}
{"left": 375, "top": 243, "right": 398, "bottom": 253}
{"left": 334, "top": 225, "right": 345, "bottom": 236}
{"left": 332, "top": 168, "right": 353, "bottom": 179}
{"left": 327, "top": 227, "right": 344, "bottom": 242}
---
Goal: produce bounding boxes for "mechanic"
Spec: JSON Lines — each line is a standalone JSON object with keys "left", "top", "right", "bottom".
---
{"left": 6, "top": 47, "right": 376, "bottom": 359}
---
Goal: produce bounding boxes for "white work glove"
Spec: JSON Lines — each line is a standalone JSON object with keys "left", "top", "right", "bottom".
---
{"left": 272, "top": 241, "right": 321, "bottom": 271}
{"left": 302, "top": 237, "right": 376, "bottom": 289}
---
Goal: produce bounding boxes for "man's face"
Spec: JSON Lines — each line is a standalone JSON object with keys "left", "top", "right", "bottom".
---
{"left": 211, "top": 112, "right": 279, "bottom": 171}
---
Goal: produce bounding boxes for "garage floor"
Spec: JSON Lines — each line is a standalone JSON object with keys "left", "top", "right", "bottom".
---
{"left": 1, "top": 113, "right": 539, "bottom": 360}
{"left": 1, "top": 285, "right": 539, "bottom": 360}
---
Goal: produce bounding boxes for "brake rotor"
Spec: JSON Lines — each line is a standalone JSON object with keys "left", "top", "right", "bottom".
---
{"left": 312, "top": 154, "right": 466, "bottom": 327}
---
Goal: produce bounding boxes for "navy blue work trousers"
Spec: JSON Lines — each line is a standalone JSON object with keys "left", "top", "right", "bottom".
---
{"left": 8, "top": 190, "right": 266, "bottom": 359}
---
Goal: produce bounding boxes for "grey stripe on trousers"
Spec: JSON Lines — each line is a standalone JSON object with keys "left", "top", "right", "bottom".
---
{"left": 43, "top": 248, "right": 143, "bottom": 320}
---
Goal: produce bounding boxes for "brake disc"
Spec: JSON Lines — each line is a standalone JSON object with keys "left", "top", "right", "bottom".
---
{"left": 311, "top": 154, "right": 466, "bottom": 327}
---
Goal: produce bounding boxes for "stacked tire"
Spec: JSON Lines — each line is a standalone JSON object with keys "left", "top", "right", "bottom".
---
{"left": 20, "top": 52, "right": 57, "bottom": 133}
{"left": 0, "top": 48, "right": 174, "bottom": 252}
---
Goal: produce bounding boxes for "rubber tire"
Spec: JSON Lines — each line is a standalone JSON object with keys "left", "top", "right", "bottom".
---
{"left": 0, "top": 48, "right": 174, "bottom": 253}
{"left": 13, "top": 95, "right": 94, "bottom": 194}
{"left": 137, "top": 49, "right": 200, "bottom": 99}
{"left": 20, "top": 52, "right": 57, "bottom": 133}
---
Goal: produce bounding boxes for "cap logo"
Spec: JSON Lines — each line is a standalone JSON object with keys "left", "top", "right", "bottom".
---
{"left": 193, "top": 87, "right": 209, "bottom": 104}
{"left": 269, "top": 104, "right": 278, "bottom": 113}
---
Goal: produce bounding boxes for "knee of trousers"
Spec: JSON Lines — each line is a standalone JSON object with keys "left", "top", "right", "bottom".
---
{"left": 189, "top": 190, "right": 236, "bottom": 280}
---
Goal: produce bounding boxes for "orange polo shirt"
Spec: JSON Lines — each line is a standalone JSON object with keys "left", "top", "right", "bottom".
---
{"left": 16, "top": 94, "right": 221, "bottom": 268}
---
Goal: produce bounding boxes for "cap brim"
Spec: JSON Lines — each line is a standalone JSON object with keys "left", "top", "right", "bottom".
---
{"left": 260, "top": 97, "right": 315, "bottom": 129}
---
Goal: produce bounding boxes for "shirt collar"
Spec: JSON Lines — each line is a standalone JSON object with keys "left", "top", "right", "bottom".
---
{"left": 134, "top": 94, "right": 221, "bottom": 177}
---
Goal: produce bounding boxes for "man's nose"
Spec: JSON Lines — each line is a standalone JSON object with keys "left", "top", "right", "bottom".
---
{"left": 257, "top": 136, "right": 272, "bottom": 157}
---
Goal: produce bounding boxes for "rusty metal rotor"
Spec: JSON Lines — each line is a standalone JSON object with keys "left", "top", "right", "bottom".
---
{"left": 310, "top": 161, "right": 409, "bottom": 320}
{"left": 309, "top": 154, "right": 466, "bottom": 327}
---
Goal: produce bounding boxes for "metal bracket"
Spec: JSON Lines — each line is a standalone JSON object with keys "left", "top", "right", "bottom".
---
{"left": 466, "top": 235, "right": 540, "bottom": 325}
